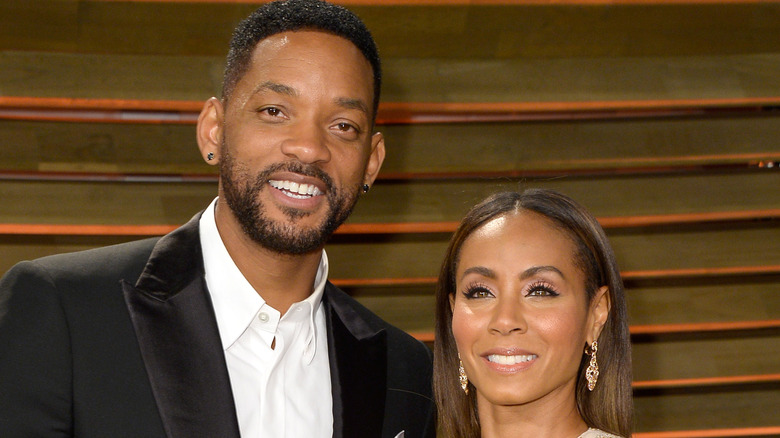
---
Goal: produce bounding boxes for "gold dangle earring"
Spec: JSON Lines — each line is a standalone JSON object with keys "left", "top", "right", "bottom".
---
{"left": 458, "top": 355, "right": 469, "bottom": 394}
{"left": 585, "top": 341, "right": 599, "bottom": 391}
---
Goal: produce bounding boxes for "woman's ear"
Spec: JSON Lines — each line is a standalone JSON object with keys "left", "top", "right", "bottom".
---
{"left": 196, "top": 97, "right": 224, "bottom": 165}
{"left": 588, "top": 286, "right": 611, "bottom": 344}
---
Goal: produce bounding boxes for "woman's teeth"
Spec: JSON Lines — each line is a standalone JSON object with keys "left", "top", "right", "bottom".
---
{"left": 487, "top": 354, "right": 537, "bottom": 365}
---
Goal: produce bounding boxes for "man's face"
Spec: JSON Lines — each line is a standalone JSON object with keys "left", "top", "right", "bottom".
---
{"left": 216, "top": 30, "right": 384, "bottom": 255}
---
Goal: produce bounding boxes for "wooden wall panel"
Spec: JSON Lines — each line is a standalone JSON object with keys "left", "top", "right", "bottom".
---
{"left": 3, "top": 51, "right": 780, "bottom": 102}
{"left": 3, "top": 2, "right": 780, "bottom": 58}
{"left": 627, "top": 280, "right": 780, "bottom": 325}
{"left": 2, "top": 172, "right": 777, "bottom": 226}
{"left": 353, "top": 280, "right": 780, "bottom": 337}
{"left": 1, "top": 115, "right": 779, "bottom": 174}
{"left": 379, "top": 116, "right": 780, "bottom": 174}
{"left": 634, "top": 388, "right": 780, "bottom": 431}
{"left": 1, "top": 0, "right": 778, "bottom": 435}
{"left": 357, "top": 173, "right": 780, "bottom": 221}
{"left": 0, "top": 180, "right": 215, "bottom": 225}
{"left": 325, "top": 224, "right": 779, "bottom": 278}
{"left": 632, "top": 334, "right": 780, "bottom": 381}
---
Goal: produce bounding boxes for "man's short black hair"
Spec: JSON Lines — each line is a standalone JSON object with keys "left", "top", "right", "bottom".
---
{"left": 223, "top": 0, "right": 382, "bottom": 120}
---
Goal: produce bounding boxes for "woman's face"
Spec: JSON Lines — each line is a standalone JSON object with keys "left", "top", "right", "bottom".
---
{"left": 450, "top": 211, "right": 608, "bottom": 409}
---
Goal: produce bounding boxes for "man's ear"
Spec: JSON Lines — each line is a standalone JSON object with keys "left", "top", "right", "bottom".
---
{"left": 362, "top": 131, "right": 386, "bottom": 187}
{"left": 588, "top": 286, "right": 611, "bottom": 344}
{"left": 196, "top": 97, "right": 224, "bottom": 165}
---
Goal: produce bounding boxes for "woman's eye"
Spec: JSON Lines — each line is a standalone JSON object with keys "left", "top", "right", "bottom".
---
{"left": 526, "top": 284, "right": 559, "bottom": 297}
{"left": 462, "top": 285, "right": 494, "bottom": 299}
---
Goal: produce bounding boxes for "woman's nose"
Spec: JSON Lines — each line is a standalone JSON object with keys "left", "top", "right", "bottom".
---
{"left": 488, "top": 298, "right": 527, "bottom": 335}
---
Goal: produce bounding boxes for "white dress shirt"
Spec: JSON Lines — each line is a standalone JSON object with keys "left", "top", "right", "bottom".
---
{"left": 199, "top": 198, "right": 333, "bottom": 437}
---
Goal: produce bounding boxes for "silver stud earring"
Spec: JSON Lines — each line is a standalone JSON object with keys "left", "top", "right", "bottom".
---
{"left": 362, "top": 184, "right": 370, "bottom": 193}
{"left": 207, "top": 152, "right": 214, "bottom": 161}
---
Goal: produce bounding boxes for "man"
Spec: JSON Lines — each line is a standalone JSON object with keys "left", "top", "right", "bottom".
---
{"left": 0, "top": 1, "right": 435, "bottom": 437}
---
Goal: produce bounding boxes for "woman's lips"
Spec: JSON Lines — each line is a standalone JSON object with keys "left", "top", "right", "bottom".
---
{"left": 480, "top": 348, "right": 538, "bottom": 373}
{"left": 486, "top": 353, "right": 537, "bottom": 365}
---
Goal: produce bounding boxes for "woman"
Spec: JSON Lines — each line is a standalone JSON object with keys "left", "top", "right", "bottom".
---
{"left": 434, "top": 189, "right": 633, "bottom": 438}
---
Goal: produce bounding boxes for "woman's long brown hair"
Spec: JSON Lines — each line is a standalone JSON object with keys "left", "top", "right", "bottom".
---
{"left": 433, "top": 189, "right": 633, "bottom": 438}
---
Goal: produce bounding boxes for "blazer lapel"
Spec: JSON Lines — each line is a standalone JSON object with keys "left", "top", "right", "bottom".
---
{"left": 123, "top": 213, "right": 240, "bottom": 438}
{"left": 324, "top": 283, "right": 387, "bottom": 438}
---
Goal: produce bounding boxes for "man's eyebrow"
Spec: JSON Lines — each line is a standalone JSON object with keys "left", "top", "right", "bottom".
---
{"left": 335, "top": 97, "right": 370, "bottom": 116}
{"left": 252, "top": 81, "right": 298, "bottom": 97}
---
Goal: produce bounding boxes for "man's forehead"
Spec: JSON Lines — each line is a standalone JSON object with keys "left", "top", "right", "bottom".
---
{"left": 228, "top": 33, "right": 373, "bottom": 112}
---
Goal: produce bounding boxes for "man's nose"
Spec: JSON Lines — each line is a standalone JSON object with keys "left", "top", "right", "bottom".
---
{"left": 280, "top": 122, "right": 331, "bottom": 164}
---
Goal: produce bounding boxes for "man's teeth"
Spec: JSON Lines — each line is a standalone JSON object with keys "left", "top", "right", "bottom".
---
{"left": 487, "top": 354, "right": 537, "bottom": 365}
{"left": 269, "top": 180, "right": 323, "bottom": 198}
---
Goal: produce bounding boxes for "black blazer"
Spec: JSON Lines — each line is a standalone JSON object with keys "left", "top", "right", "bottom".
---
{"left": 0, "top": 214, "right": 435, "bottom": 438}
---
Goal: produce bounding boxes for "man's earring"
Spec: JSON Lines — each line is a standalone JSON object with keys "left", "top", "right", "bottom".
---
{"left": 206, "top": 152, "right": 214, "bottom": 161}
{"left": 585, "top": 341, "right": 599, "bottom": 391}
{"left": 458, "top": 356, "right": 469, "bottom": 395}
{"left": 362, "top": 183, "right": 370, "bottom": 193}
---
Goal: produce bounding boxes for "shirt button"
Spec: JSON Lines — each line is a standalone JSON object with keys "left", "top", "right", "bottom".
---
{"left": 258, "top": 312, "right": 269, "bottom": 323}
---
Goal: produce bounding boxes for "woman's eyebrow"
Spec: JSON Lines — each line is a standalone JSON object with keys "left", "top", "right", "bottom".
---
{"left": 519, "top": 265, "right": 566, "bottom": 281}
{"left": 459, "top": 266, "right": 495, "bottom": 281}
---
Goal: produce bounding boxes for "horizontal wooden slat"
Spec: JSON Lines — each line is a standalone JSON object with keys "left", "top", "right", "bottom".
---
{"left": 633, "top": 427, "right": 780, "bottom": 438}
{"left": 2, "top": 96, "right": 779, "bottom": 125}
{"left": 4, "top": 52, "right": 780, "bottom": 105}
{"left": 2, "top": 116, "right": 778, "bottom": 176}
{"left": 355, "top": 174, "right": 780, "bottom": 223}
{"left": 630, "top": 320, "right": 780, "bottom": 335}
{"left": 1, "top": 208, "right": 776, "bottom": 277}
{"left": 2, "top": 155, "right": 777, "bottom": 182}
{"left": 83, "top": 0, "right": 780, "bottom": 5}
{"left": 632, "top": 374, "right": 780, "bottom": 390}
{"left": 3, "top": 2, "right": 780, "bottom": 59}
{"left": 1, "top": 154, "right": 777, "bottom": 183}
{"left": 408, "top": 320, "right": 780, "bottom": 342}
{"left": 332, "top": 211, "right": 780, "bottom": 280}
{"left": 2, "top": 173, "right": 777, "bottom": 225}
{"left": 633, "top": 389, "right": 780, "bottom": 432}
{"left": 8, "top": 174, "right": 778, "bottom": 228}
{"left": 0, "top": 209, "right": 775, "bottom": 236}
{"left": 333, "top": 265, "right": 780, "bottom": 287}
{"left": 621, "top": 265, "right": 780, "bottom": 281}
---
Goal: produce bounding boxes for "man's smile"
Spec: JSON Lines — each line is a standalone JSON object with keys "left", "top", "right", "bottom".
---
{"left": 269, "top": 179, "right": 324, "bottom": 199}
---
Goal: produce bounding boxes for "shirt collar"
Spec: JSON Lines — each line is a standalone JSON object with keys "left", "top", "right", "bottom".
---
{"left": 199, "top": 197, "right": 328, "bottom": 359}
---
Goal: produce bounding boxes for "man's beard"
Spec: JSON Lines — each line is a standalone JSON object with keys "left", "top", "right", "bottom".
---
{"left": 219, "top": 150, "right": 359, "bottom": 255}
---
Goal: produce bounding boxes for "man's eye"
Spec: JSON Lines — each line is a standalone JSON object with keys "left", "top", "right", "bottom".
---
{"left": 264, "top": 107, "right": 282, "bottom": 116}
{"left": 337, "top": 122, "right": 355, "bottom": 132}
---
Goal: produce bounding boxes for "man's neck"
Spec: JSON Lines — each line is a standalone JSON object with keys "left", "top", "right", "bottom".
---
{"left": 214, "top": 206, "right": 323, "bottom": 316}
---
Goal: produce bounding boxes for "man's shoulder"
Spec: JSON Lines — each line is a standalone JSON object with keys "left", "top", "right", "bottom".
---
{"left": 6, "top": 212, "right": 203, "bottom": 286}
{"left": 0, "top": 238, "right": 163, "bottom": 304}
{"left": 28, "top": 237, "right": 160, "bottom": 280}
